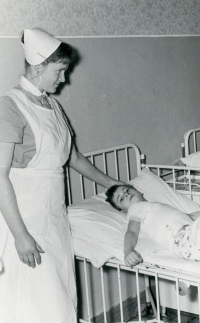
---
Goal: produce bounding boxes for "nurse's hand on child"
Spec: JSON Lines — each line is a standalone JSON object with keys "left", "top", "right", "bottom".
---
{"left": 14, "top": 231, "right": 45, "bottom": 268}
{"left": 124, "top": 249, "right": 143, "bottom": 267}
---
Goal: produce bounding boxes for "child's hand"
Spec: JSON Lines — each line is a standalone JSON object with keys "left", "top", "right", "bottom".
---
{"left": 124, "top": 250, "right": 143, "bottom": 267}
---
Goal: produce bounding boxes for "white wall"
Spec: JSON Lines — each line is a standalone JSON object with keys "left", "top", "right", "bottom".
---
{"left": 2, "top": 36, "right": 200, "bottom": 165}
{"left": 58, "top": 36, "right": 200, "bottom": 165}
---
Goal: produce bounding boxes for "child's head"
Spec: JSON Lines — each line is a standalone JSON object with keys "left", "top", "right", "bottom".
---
{"left": 105, "top": 184, "right": 145, "bottom": 212}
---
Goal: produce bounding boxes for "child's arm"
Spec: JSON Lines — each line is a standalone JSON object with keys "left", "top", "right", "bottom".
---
{"left": 188, "top": 211, "right": 200, "bottom": 221}
{"left": 124, "top": 219, "right": 143, "bottom": 267}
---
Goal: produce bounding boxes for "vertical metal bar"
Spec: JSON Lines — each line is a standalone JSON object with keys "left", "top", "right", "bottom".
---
{"left": 144, "top": 275, "right": 150, "bottom": 303}
{"left": 100, "top": 267, "right": 107, "bottom": 323}
{"left": 198, "top": 283, "right": 200, "bottom": 323}
{"left": 155, "top": 274, "right": 160, "bottom": 322}
{"left": 66, "top": 167, "right": 72, "bottom": 205}
{"left": 83, "top": 259, "right": 92, "bottom": 322}
{"left": 175, "top": 278, "right": 181, "bottom": 323}
{"left": 188, "top": 169, "right": 192, "bottom": 200}
{"left": 172, "top": 168, "right": 176, "bottom": 189}
{"left": 80, "top": 174, "right": 85, "bottom": 200}
{"left": 135, "top": 269, "right": 142, "bottom": 322}
{"left": 90, "top": 156, "right": 97, "bottom": 195}
{"left": 146, "top": 286, "right": 157, "bottom": 318}
{"left": 194, "top": 132, "right": 197, "bottom": 153}
{"left": 103, "top": 153, "right": 107, "bottom": 175}
{"left": 114, "top": 150, "right": 119, "bottom": 180}
{"left": 140, "top": 154, "right": 146, "bottom": 167}
{"left": 125, "top": 148, "right": 130, "bottom": 181}
{"left": 117, "top": 265, "right": 124, "bottom": 323}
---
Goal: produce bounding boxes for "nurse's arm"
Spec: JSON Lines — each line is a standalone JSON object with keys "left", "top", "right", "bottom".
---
{"left": 69, "top": 143, "right": 124, "bottom": 189}
{"left": 0, "top": 142, "right": 44, "bottom": 268}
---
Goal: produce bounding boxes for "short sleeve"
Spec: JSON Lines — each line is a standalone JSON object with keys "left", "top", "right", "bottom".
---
{"left": 127, "top": 202, "right": 151, "bottom": 223}
{"left": 0, "top": 96, "right": 26, "bottom": 143}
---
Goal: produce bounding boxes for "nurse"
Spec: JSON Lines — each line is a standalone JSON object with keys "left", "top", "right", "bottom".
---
{"left": 0, "top": 28, "right": 122, "bottom": 323}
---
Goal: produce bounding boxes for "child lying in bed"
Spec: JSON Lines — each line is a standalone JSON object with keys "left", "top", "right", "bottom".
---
{"left": 105, "top": 184, "right": 200, "bottom": 267}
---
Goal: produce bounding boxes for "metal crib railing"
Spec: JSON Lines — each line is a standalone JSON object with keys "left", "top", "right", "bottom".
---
{"left": 77, "top": 257, "right": 200, "bottom": 323}
{"left": 66, "top": 143, "right": 143, "bottom": 205}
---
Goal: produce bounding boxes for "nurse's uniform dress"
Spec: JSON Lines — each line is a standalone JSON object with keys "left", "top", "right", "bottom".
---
{"left": 0, "top": 77, "right": 77, "bottom": 323}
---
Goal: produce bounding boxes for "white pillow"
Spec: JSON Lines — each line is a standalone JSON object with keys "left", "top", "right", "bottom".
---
{"left": 181, "top": 152, "right": 200, "bottom": 168}
{"left": 130, "top": 168, "right": 200, "bottom": 213}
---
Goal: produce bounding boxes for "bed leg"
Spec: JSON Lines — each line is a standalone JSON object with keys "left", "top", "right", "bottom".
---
{"left": 145, "top": 276, "right": 169, "bottom": 322}
{"left": 144, "top": 276, "right": 152, "bottom": 315}
{"left": 160, "top": 306, "right": 171, "bottom": 322}
{"left": 161, "top": 306, "right": 166, "bottom": 316}
{"left": 145, "top": 276, "right": 150, "bottom": 303}
{"left": 146, "top": 286, "right": 157, "bottom": 318}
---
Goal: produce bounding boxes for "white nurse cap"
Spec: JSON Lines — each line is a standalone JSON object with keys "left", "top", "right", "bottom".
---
{"left": 19, "top": 27, "right": 61, "bottom": 65}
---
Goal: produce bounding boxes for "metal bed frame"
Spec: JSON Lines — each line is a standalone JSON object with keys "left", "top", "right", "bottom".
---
{"left": 67, "top": 141, "right": 200, "bottom": 323}
{"left": 184, "top": 127, "right": 200, "bottom": 157}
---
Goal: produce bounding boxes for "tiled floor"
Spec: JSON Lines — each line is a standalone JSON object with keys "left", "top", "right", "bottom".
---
{"left": 128, "top": 307, "right": 200, "bottom": 323}
{"left": 164, "top": 309, "right": 199, "bottom": 323}
{"left": 124, "top": 305, "right": 199, "bottom": 323}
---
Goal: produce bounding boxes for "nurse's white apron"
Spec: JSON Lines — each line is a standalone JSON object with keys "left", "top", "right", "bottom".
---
{"left": 0, "top": 89, "right": 77, "bottom": 323}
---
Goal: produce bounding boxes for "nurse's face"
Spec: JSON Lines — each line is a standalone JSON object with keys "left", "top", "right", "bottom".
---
{"left": 37, "top": 61, "right": 69, "bottom": 93}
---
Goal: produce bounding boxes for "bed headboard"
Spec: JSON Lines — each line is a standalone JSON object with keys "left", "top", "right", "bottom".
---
{"left": 184, "top": 127, "right": 200, "bottom": 156}
{"left": 66, "top": 143, "right": 143, "bottom": 205}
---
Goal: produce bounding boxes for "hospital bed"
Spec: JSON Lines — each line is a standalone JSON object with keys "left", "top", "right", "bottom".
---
{"left": 66, "top": 134, "right": 200, "bottom": 323}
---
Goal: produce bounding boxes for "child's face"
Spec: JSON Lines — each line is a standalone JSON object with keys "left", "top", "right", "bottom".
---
{"left": 113, "top": 186, "right": 144, "bottom": 212}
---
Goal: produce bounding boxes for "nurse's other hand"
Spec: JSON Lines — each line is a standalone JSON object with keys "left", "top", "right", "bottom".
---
{"left": 15, "top": 232, "right": 45, "bottom": 268}
{"left": 108, "top": 179, "right": 125, "bottom": 188}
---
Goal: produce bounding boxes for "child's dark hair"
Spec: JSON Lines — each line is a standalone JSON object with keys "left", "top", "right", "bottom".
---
{"left": 105, "top": 185, "right": 123, "bottom": 211}
{"left": 105, "top": 184, "right": 135, "bottom": 211}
